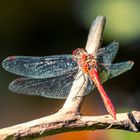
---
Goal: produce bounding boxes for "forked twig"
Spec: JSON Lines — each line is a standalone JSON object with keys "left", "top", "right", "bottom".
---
{"left": 0, "top": 16, "right": 139, "bottom": 140}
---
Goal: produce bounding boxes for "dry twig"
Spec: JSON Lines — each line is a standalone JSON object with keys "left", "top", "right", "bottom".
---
{"left": 0, "top": 16, "right": 139, "bottom": 140}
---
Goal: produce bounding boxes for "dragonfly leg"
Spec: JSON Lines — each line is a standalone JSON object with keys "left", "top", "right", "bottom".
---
{"left": 105, "top": 123, "right": 113, "bottom": 129}
{"left": 74, "top": 68, "right": 82, "bottom": 80}
{"left": 72, "top": 73, "right": 86, "bottom": 101}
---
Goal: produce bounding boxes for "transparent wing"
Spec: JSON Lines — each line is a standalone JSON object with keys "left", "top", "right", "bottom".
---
{"left": 107, "top": 61, "right": 134, "bottom": 79}
{"left": 9, "top": 70, "right": 93, "bottom": 99}
{"left": 97, "top": 41, "right": 119, "bottom": 63}
{"left": 2, "top": 54, "right": 78, "bottom": 78}
{"left": 98, "top": 61, "right": 134, "bottom": 84}
{"left": 2, "top": 42, "right": 118, "bottom": 79}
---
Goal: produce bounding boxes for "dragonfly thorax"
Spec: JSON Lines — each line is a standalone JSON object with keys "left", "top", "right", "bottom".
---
{"left": 82, "top": 54, "right": 98, "bottom": 70}
{"left": 72, "top": 48, "right": 98, "bottom": 73}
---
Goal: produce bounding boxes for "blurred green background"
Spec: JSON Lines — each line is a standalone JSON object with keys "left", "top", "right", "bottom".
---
{"left": 0, "top": 0, "right": 140, "bottom": 140}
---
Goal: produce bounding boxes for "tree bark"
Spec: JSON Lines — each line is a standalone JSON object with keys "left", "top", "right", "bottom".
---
{"left": 0, "top": 111, "right": 140, "bottom": 139}
{"left": 0, "top": 16, "right": 138, "bottom": 140}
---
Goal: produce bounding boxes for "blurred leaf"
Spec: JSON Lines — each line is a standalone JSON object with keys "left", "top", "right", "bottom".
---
{"left": 75, "top": 0, "right": 140, "bottom": 44}
{"left": 107, "top": 130, "right": 140, "bottom": 140}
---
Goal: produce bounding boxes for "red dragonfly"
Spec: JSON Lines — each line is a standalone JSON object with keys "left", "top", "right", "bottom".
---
{"left": 2, "top": 42, "right": 133, "bottom": 120}
{"left": 72, "top": 48, "right": 116, "bottom": 119}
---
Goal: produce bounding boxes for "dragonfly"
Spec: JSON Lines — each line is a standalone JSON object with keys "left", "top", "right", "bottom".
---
{"left": 2, "top": 41, "right": 133, "bottom": 119}
{"left": 72, "top": 47, "right": 117, "bottom": 119}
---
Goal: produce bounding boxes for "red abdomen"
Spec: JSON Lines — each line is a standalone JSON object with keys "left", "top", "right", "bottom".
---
{"left": 89, "top": 69, "right": 116, "bottom": 120}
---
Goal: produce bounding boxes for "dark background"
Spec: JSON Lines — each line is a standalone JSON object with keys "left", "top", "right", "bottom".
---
{"left": 0, "top": 0, "right": 140, "bottom": 140}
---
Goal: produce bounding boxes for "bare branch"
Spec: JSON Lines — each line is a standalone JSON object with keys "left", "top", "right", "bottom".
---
{"left": 0, "top": 111, "right": 140, "bottom": 139}
{"left": 85, "top": 16, "right": 106, "bottom": 54}
{"left": 60, "top": 16, "right": 106, "bottom": 114}
{"left": 0, "top": 16, "right": 137, "bottom": 140}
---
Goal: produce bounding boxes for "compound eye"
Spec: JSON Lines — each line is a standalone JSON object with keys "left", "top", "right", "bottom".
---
{"left": 72, "top": 49, "right": 78, "bottom": 55}
{"left": 72, "top": 48, "right": 82, "bottom": 55}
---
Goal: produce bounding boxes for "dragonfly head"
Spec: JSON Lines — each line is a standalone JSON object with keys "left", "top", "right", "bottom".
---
{"left": 72, "top": 48, "right": 87, "bottom": 57}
